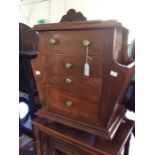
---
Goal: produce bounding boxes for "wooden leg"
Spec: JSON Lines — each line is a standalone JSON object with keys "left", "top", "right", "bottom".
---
{"left": 34, "top": 126, "right": 42, "bottom": 155}
{"left": 42, "top": 133, "right": 49, "bottom": 155}
{"left": 124, "top": 135, "right": 131, "bottom": 155}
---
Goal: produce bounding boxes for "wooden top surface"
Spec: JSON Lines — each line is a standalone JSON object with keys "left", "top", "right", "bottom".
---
{"left": 33, "top": 20, "right": 124, "bottom": 31}
{"left": 32, "top": 117, "right": 134, "bottom": 155}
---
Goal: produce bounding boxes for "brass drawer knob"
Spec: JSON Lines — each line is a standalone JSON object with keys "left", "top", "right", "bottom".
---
{"left": 65, "top": 101, "right": 73, "bottom": 108}
{"left": 65, "top": 78, "right": 72, "bottom": 84}
{"left": 82, "top": 40, "right": 90, "bottom": 47}
{"left": 49, "top": 38, "right": 57, "bottom": 45}
{"left": 65, "top": 63, "right": 72, "bottom": 69}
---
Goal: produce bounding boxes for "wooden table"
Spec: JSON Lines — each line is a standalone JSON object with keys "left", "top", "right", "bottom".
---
{"left": 32, "top": 117, "right": 134, "bottom": 155}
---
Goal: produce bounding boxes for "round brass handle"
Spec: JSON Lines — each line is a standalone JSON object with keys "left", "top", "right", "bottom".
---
{"left": 65, "top": 63, "right": 72, "bottom": 69}
{"left": 82, "top": 40, "right": 90, "bottom": 47}
{"left": 65, "top": 101, "right": 73, "bottom": 108}
{"left": 49, "top": 38, "right": 57, "bottom": 45}
{"left": 65, "top": 78, "right": 72, "bottom": 84}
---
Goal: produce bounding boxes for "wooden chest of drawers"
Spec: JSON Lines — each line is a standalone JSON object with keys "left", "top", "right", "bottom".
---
{"left": 31, "top": 17, "right": 134, "bottom": 140}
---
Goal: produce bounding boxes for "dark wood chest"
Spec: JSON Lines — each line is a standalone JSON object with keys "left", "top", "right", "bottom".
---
{"left": 31, "top": 19, "right": 134, "bottom": 140}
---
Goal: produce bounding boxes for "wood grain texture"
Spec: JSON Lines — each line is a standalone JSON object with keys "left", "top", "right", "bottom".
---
{"left": 41, "top": 30, "right": 107, "bottom": 57}
{"left": 33, "top": 126, "right": 41, "bottom": 155}
{"left": 44, "top": 55, "right": 103, "bottom": 78}
{"left": 32, "top": 117, "right": 134, "bottom": 155}
{"left": 33, "top": 20, "right": 122, "bottom": 31}
{"left": 31, "top": 17, "right": 135, "bottom": 140}
{"left": 46, "top": 88, "right": 99, "bottom": 125}
{"left": 45, "top": 77, "right": 102, "bottom": 100}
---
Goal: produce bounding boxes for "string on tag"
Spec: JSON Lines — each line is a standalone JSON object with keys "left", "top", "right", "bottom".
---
{"left": 86, "top": 46, "right": 89, "bottom": 63}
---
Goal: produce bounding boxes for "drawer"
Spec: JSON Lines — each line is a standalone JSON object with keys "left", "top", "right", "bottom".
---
{"left": 46, "top": 88, "right": 100, "bottom": 125}
{"left": 41, "top": 30, "right": 107, "bottom": 56}
{"left": 53, "top": 140, "right": 99, "bottom": 155}
{"left": 45, "top": 76, "right": 102, "bottom": 103}
{"left": 45, "top": 55, "right": 103, "bottom": 78}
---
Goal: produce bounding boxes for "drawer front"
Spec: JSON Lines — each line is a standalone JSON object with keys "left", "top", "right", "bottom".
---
{"left": 45, "top": 76, "right": 101, "bottom": 103}
{"left": 46, "top": 88, "right": 99, "bottom": 125}
{"left": 45, "top": 55, "right": 103, "bottom": 78}
{"left": 53, "top": 140, "right": 99, "bottom": 155}
{"left": 42, "top": 30, "right": 106, "bottom": 56}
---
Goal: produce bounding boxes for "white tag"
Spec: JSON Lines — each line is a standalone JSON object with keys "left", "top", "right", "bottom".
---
{"left": 35, "top": 70, "right": 41, "bottom": 75}
{"left": 84, "top": 62, "right": 90, "bottom": 76}
{"left": 110, "top": 70, "right": 118, "bottom": 77}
